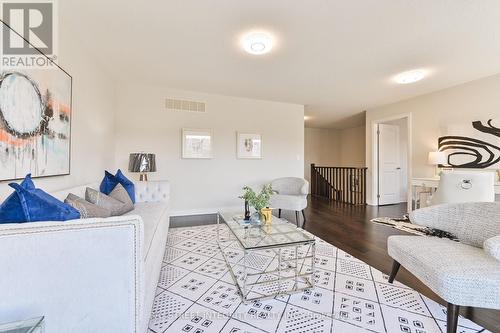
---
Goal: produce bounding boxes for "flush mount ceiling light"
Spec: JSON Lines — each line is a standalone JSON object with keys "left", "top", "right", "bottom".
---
{"left": 242, "top": 32, "right": 273, "bottom": 55}
{"left": 393, "top": 69, "right": 427, "bottom": 84}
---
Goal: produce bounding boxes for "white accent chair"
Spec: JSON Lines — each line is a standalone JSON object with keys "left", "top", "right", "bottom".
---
{"left": 269, "top": 177, "right": 309, "bottom": 227}
{"left": 387, "top": 202, "right": 500, "bottom": 333}
{"left": 430, "top": 171, "right": 495, "bottom": 205}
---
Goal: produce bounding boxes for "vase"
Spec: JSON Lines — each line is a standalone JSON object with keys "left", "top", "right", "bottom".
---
{"left": 260, "top": 207, "right": 272, "bottom": 224}
{"left": 249, "top": 211, "right": 263, "bottom": 224}
{"left": 244, "top": 200, "right": 251, "bottom": 220}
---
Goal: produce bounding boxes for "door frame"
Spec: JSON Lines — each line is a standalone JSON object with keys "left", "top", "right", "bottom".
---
{"left": 371, "top": 112, "right": 413, "bottom": 211}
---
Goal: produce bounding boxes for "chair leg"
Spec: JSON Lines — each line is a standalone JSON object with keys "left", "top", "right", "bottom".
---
{"left": 301, "top": 209, "right": 306, "bottom": 227}
{"left": 388, "top": 260, "right": 400, "bottom": 283}
{"left": 295, "top": 211, "right": 299, "bottom": 227}
{"left": 278, "top": 209, "right": 282, "bottom": 218}
{"left": 447, "top": 303, "right": 459, "bottom": 333}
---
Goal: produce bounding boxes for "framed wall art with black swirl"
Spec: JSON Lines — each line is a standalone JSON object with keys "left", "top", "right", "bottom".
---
{"left": 438, "top": 118, "right": 500, "bottom": 169}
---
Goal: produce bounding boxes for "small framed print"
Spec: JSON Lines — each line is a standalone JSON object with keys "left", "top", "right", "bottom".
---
{"left": 237, "top": 132, "right": 262, "bottom": 159}
{"left": 182, "top": 128, "right": 213, "bottom": 159}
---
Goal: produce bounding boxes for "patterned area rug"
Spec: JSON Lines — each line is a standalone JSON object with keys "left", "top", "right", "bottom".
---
{"left": 148, "top": 224, "right": 488, "bottom": 333}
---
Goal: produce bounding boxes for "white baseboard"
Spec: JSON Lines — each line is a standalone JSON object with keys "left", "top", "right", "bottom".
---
{"left": 171, "top": 205, "right": 242, "bottom": 217}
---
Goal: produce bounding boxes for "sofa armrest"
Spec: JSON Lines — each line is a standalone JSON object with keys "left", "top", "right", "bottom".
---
{"left": 484, "top": 235, "right": 500, "bottom": 261}
{"left": 0, "top": 216, "right": 143, "bottom": 333}
{"left": 135, "top": 180, "right": 170, "bottom": 203}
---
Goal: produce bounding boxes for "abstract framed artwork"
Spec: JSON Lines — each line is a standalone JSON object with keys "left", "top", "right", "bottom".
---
{"left": 237, "top": 132, "right": 262, "bottom": 159}
{"left": 182, "top": 128, "right": 213, "bottom": 159}
{"left": 0, "top": 22, "right": 72, "bottom": 181}
{"left": 438, "top": 118, "right": 500, "bottom": 169}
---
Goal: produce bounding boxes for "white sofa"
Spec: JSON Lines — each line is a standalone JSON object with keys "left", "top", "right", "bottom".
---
{"left": 0, "top": 180, "right": 170, "bottom": 333}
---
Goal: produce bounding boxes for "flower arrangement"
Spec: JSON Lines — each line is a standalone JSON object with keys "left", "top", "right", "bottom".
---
{"left": 239, "top": 184, "right": 275, "bottom": 213}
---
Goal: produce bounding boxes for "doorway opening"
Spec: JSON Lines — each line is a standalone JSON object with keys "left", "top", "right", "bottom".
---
{"left": 372, "top": 114, "right": 412, "bottom": 210}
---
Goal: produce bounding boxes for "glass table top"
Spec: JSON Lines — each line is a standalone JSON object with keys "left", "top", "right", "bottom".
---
{"left": 218, "top": 211, "right": 314, "bottom": 250}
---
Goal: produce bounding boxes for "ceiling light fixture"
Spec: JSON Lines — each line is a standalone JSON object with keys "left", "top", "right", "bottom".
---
{"left": 242, "top": 32, "right": 273, "bottom": 55}
{"left": 393, "top": 69, "right": 427, "bottom": 84}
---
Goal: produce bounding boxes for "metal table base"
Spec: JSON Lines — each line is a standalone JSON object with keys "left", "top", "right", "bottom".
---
{"left": 217, "top": 214, "right": 316, "bottom": 303}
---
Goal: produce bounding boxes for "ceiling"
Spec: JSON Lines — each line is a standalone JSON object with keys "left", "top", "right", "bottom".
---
{"left": 61, "top": 0, "right": 500, "bottom": 129}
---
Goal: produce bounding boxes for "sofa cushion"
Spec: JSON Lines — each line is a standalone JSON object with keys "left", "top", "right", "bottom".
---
{"left": 65, "top": 193, "right": 112, "bottom": 218}
{"left": 124, "top": 202, "right": 168, "bottom": 260}
{"left": 388, "top": 235, "right": 500, "bottom": 309}
{"left": 100, "top": 170, "right": 136, "bottom": 203}
{"left": 85, "top": 187, "right": 129, "bottom": 216}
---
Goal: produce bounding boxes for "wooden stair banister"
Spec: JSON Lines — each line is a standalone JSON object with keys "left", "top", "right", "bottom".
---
{"left": 311, "top": 163, "right": 367, "bottom": 205}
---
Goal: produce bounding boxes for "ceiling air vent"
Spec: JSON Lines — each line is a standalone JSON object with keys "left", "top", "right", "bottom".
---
{"left": 165, "top": 98, "right": 206, "bottom": 113}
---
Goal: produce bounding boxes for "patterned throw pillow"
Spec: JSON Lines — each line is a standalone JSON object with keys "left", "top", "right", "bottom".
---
{"left": 85, "top": 187, "right": 129, "bottom": 216}
{"left": 108, "top": 183, "right": 134, "bottom": 214}
{"left": 65, "top": 193, "right": 112, "bottom": 218}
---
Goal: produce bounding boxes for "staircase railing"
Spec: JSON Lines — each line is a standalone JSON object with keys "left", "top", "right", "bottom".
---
{"left": 311, "top": 164, "right": 367, "bottom": 205}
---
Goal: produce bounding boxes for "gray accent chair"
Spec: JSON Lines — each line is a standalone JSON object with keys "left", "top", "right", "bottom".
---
{"left": 269, "top": 177, "right": 309, "bottom": 227}
{"left": 387, "top": 202, "right": 500, "bottom": 333}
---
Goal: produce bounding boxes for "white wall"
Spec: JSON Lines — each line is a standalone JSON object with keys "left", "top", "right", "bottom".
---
{"left": 304, "top": 128, "right": 340, "bottom": 183}
{"left": 304, "top": 125, "right": 366, "bottom": 184}
{"left": 365, "top": 73, "right": 500, "bottom": 205}
{"left": 339, "top": 125, "right": 366, "bottom": 167}
{"left": 0, "top": 14, "right": 116, "bottom": 199}
{"left": 114, "top": 84, "right": 304, "bottom": 215}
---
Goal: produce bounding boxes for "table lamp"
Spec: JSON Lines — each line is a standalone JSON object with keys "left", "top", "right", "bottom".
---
{"left": 428, "top": 151, "right": 447, "bottom": 177}
{"left": 128, "top": 153, "right": 156, "bottom": 181}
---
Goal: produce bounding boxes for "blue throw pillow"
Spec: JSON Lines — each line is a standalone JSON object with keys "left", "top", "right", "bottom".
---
{"left": 0, "top": 174, "right": 36, "bottom": 223}
{"left": 7, "top": 183, "right": 80, "bottom": 222}
{"left": 115, "top": 169, "right": 135, "bottom": 203}
{"left": 99, "top": 169, "right": 135, "bottom": 203}
{"left": 0, "top": 174, "right": 80, "bottom": 223}
{"left": 21, "top": 173, "right": 36, "bottom": 190}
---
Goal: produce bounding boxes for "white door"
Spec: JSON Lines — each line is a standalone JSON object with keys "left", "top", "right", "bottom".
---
{"left": 378, "top": 124, "right": 401, "bottom": 205}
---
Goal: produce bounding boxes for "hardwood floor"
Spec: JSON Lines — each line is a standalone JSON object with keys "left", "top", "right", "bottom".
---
{"left": 301, "top": 196, "right": 499, "bottom": 332}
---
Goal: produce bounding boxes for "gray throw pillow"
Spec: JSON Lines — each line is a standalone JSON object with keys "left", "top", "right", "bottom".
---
{"left": 108, "top": 183, "right": 134, "bottom": 214}
{"left": 65, "top": 193, "right": 112, "bottom": 218}
{"left": 85, "top": 187, "right": 128, "bottom": 216}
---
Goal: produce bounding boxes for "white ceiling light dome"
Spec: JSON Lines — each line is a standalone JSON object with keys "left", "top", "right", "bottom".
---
{"left": 393, "top": 69, "right": 428, "bottom": 84}
{"left": 242, "top": 32, "right": 273, "bottom": 55}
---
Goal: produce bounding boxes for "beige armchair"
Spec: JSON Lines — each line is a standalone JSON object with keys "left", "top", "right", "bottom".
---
{"left": 387, "top": 202, "right": 500, "bottom": 333}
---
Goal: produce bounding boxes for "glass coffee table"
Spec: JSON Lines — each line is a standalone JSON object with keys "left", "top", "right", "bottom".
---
{"left": 217, "top": 211, "right": 316, "bottom": 302}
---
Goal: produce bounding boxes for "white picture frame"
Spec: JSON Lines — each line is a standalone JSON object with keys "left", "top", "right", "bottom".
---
{"left": 182, "top": 128, "right": 213, "bottom": 159}
{"left": 237, "top": 132, "right": 262, "bottom": 159}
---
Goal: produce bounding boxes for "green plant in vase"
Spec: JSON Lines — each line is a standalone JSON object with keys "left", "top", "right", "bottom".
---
{"left": 239, "top": 184, "right": 275, "bottom": 223}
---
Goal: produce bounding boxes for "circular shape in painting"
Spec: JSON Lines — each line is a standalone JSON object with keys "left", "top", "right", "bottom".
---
{"left": 0, "top": 72, "right": 44, "bottom": 137}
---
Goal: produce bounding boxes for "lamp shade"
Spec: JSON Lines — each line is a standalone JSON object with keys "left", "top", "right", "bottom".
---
{"left": 129, "top": 153, "right": 156, "bottom": 173}
{"left": 428, "top": 151, "right": 447, "bottom": 165}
